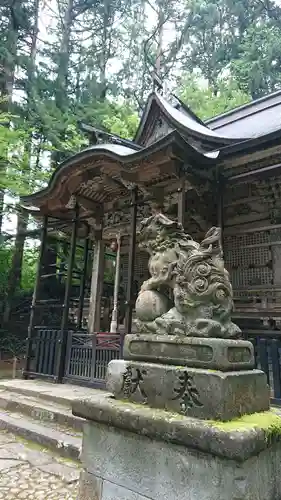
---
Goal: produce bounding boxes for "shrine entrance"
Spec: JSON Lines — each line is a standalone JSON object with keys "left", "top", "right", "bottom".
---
{"left": 22, "top": 113, "right": 217, "bottom": 388}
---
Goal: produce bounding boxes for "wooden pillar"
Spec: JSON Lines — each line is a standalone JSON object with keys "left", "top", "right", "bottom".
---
{"left": 177, "top": 178, "right": 186, "bottom": 228}
{"left": 217, "top": 173, "right": 224, "bottom": 257}
{"left": 88, "top": 218, "right": 104, "bottom": 334}
{"left": 56, "top": 205, "right": 79, "bottom": 382}
{"left": 125, "top": 186, "right": 138, "bottom": 335}
{"left": 77, "top": 224, "right": 90, "bottom": 330}
{"left": 110, "top": 232, "right": 122, "bottom": 333}
{"left": 24, "top": 215, "right": 48, "bottom": 379}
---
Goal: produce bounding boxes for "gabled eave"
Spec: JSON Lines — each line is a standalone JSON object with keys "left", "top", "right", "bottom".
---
{"left": 134, "top": 91, "right": 250, "bottom": 149}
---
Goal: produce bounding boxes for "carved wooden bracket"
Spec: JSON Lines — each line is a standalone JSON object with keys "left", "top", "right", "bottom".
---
{"left": 75, "top": 194, "right": 103, "bottom": 215}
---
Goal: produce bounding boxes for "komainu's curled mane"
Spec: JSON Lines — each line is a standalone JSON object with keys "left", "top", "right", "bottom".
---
{"left": 134, "top": 213, "right": 241, "bottom": 339}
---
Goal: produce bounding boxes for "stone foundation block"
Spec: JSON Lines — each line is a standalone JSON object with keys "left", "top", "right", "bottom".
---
{"left": 78, "top": 470, "right": 149, "bottom": 500}
{"left": 124, "top": 334, "right": 255, "bottom": 371}
{"left": 78, "top": 471, "right": 103, "bottom": 500}
{"left": 106, "top": 359, "right": 269, "bottom": 420}
{"left": 73, "top": 393, "right": 281, "bottom": 500}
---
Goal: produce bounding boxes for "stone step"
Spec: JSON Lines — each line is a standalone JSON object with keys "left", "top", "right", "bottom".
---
{"left": 0, "top": 379, "right": 104, "bottom": 462}
{"left": 0, "top": 409, "right": 81, "bottom": 461}
{"left": 0, "top": 379, "right": 101, "bottom": 406}
{"left": 0, "top": 381, "right": 77, "bottom": 406}
{"left": 0, "top": 390, "right": 84, "bottom": 432}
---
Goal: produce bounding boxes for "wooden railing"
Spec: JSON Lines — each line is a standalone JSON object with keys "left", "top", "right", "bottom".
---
{"left": 24, "top": 328, "right": 124, "bottom": 387}
{"left": 25, "top": 327, "right": 60, "bottom": 380}
{"left": 24, "top": 327, "right": 281, "bottom": 404}
{"left": 64, "top": 331, "right": 124, "bottom": 387}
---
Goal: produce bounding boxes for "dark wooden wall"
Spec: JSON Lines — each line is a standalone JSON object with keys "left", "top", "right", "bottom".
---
{"left": 223, "top": 177, "right": 281, "bottom": 329}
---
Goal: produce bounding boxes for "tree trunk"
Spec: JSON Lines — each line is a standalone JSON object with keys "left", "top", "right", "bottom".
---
{"left": 3, "top": 206, "right": 28, "bottom": 323}
{"left": 99, "top": 0, "right": 110, "bottom": 99}
{"left": 56, "top": 0, "right": 74, "bottom": 112}
{"left": 51, "top": 0, "right": 74, "bottom": 167}
{"left": 3, "top": 0, "right": 40, "bottom": 322}
{"left": 0, "top": 0, "right": 21, "bottom": 234}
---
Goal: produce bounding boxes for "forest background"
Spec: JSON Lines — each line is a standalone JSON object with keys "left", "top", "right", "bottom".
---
{"left": 1, "top": 0, "right": 281, "bottom": 347}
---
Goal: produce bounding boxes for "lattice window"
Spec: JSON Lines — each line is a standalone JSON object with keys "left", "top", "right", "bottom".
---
{"left": 224, "top": 231, "right": 270, "bottom": 250}
{"left": 230, "top": 267, "right": 272, "bottom": 289}
{"left": 270, "top": 229, "right": 281, "bottom": 242}
{"left": 224, "top": 230, "right": 273, "bottom": 289}
{"left": 120, "top": 251, "right": 149, "bottom": 294}
{"left": 225, "top": 246, "right": 270, "bottom": 268}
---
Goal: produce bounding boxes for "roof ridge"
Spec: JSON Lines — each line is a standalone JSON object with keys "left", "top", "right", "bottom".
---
{"left": 206, "top": 89, "right": 281, "bottom": 125}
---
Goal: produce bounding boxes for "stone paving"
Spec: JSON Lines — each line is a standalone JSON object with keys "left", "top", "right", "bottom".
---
{"left": 0, "top": 431, "right": 80, "bottom": 499}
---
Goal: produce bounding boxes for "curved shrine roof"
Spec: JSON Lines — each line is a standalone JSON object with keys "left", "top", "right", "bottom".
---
{"left": 79, "top": 143, "right": 137, "bottom": 156}
{"left": 21, "top": 132, "right": 216, "bottom": 219}
{"left": 155, "top": 92, "right": 246, "bottom": 141}
{"left": 134, "top": 91, "right": 250, "bottom": 147}
{"left": 207, "top": 89, "right": 281, "bottom": 139}
{"left": 22, "top": 89, "right": 281, "bottom": 223}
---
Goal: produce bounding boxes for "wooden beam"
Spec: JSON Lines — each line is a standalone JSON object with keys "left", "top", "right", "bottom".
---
{"left": 228, "top": 162, "right": 281, "bottom": 185}
{"left": 125, "top": 186, "right": 138, "bottom": 334}
{"left": 102, "top": 174, "right": 125, "bottom": 190}
{"left": 224, "top": 221, "right": 281, "bottom": 236}
{"left": 88, "top": 213, "right": 104, "bottom": 333}
{"left": 110, "top": 232, "right": 122, "bottom": 333}
{"left": 177, "top": 179, "right": 186, "bottom": 227}
{"left": 56, "top": 204, "right": 79, "bottom": 382}
{"left": 77, "top": 224, "right": 90, "bottom": 329}
{"left": 217, "top": 173, "right": 225, "bottom": 255}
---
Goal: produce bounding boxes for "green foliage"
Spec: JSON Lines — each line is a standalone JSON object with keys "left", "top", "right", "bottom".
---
{"left": 180, "top": 0, "right": 234, "bottom": 87}
{"left": 179, "top": 0, "right": 281, "bottom": 97}
{"left": 104, "top": 252, "right": 116, "bottom": 284}
{"left": 0, "top": 331, "right": 26, "bottom": 357}
{"left": 0, "top": 243, "right": 12, "bottom": 295}
{"left": 99, "top": 102, "right": 139, "bottom": 139}
{"left": 178, "top": 74, "right": 250, "bottom": 120}
{"left": 20, "top": 246, "right": 38, "bottom": 291}
{"left": 0, "top": 242, "right": 37, "bottom": 295}
{"left": 231, "top": 24, "right": 281, "bottom": 98}
{"left": 0, "top": 112, "right": 29, "bottom": 195}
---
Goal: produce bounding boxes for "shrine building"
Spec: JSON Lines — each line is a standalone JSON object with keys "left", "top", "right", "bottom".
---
{"left": 21, "top": 89, "right": 281, "bottom": 400}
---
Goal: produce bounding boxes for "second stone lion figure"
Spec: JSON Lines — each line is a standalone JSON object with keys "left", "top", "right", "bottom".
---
{"left": 134, "top": 213, "right": 241, "bottom": 339}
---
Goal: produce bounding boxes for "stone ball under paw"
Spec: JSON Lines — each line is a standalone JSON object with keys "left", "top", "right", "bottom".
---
{"left": 135, "top": 290, "right": 170, "bottom": 322}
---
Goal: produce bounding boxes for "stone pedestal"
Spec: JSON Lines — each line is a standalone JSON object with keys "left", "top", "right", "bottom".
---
{"left": 107, "top": 335, "right": 269, "bottom": 421}
{"left": 74, "top": 336, "right": 274, "bottom": 500}
{"left": 123, "top": 334, "right": 255, "bottom": 371}
{"left": 107, "top": 359, "right": 268, "bottom": 421}
{"left": 73, "top": 392, "right": 281, "bottom": 500}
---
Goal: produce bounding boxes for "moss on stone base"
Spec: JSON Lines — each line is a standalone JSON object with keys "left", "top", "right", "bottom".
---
{"left": 118, "top": 399, "right": 281, "bottom": 441}
{"left": 209, "top": 408, "right": 281, "bottom": 440}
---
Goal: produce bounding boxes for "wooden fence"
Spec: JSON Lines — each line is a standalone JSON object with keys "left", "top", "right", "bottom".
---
{"left": 23, "top": 327, "right": 281, "bottom": 403}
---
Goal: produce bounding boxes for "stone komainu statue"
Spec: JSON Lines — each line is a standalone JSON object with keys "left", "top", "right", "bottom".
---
{"left": 134, "top": 213, "right": 241, "bottom": 339}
